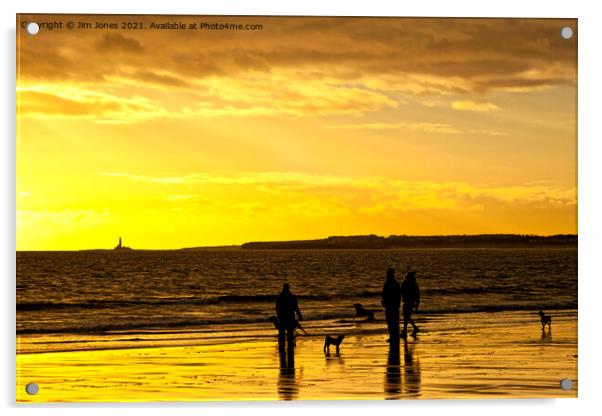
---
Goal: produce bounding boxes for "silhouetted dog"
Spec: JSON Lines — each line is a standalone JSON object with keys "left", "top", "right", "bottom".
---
{"left": 538, "top": 311, "right": 552, "bottom": 329}
{"left": 267, "top": 316, "right": 307, "bottom": 334}
{"left": 324, "top": 335, "right": 345, "bottom": 354}
{"left": 354, "top": 303, "right": 375, "bottom": 321}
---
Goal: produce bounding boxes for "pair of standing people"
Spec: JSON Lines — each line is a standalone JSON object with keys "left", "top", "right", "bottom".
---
{"left": 382, "top": 268, "right": 420, "bottom": 343}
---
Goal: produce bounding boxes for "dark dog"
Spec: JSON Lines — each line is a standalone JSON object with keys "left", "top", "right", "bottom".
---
{"left": 354, "top": 303, "right": 375, "bottom": 321}
{"left": 538, "top": 311, "right": 552, "bottom": 329}
{"left": 267, "top": 316, "right": 307, "bottom": 334}
{"left": 323, "top": 335, "right": 345, "bottom": 354}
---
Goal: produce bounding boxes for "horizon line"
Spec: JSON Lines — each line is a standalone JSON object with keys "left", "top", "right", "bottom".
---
{"left": 16, "top": 233, "right": 578, "bottom": 252}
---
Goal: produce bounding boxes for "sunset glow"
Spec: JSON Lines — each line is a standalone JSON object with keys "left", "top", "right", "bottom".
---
{"left": 17, "top": 16, "right": 577, "bottom": 250}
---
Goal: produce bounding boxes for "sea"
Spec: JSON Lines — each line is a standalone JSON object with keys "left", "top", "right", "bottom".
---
{"left": 16, "top": 248, "right": 577, "bottom": 352}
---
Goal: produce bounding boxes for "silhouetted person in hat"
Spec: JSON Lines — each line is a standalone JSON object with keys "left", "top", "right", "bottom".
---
{"left": 400, "top": 271, "right": 420, "bottom": 339}
{"left": 275, "top": 283, "right": 303, "bottom": 366}
{"left": 381, "top": 268, "right": 401, "bottom": 344}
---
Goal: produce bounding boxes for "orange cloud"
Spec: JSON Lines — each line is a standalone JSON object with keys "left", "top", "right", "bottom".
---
{"left": 17, "top": 87, "right": 166, "bottom": 123}
{"left": 101, "top": 171, "right": 577, "bottom": 210}
{"left": 328, "top": 122, "right": 460, "bottom": 134}
{"left": 451, "top": 100, "right": 500, "bottom": 112}
{"left": 18, "top": 16, "right": 577, "bottom": 98}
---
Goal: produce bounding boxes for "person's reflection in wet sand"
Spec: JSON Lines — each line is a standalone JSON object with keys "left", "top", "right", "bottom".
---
{"left": 384, "top": 341, "right": 401, "bottom": 399}
{"left": 403, "top": 341, "right": 421, "bottom": 397}
{"left": 277, "top": 343, "right": 298, "bottom": 400}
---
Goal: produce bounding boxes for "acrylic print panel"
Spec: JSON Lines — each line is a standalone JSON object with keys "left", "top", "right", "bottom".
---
{"left": 16, "top": 14, "right": 577, "bottom": 402}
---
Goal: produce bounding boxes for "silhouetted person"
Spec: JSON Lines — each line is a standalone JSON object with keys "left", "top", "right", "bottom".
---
{"left": 275, "top": 283, "right": 303, "bottom": 366}
{"left": 381, "top": 268, "right": 401, "bottom": 344}
{"left": 400, "top": 271, "right": 420, "bottom": 339}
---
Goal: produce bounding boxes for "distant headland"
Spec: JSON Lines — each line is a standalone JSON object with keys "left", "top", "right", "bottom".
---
{"left": 237, "top": 234, "right": 577, "bottom": 250}
{"left": 57, "top": 233, "right": 577, "bottom": 253}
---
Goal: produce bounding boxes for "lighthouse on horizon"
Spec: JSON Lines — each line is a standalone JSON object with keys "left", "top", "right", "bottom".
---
{"left": 114, "top": 237, "right": 132, "bottom": 251}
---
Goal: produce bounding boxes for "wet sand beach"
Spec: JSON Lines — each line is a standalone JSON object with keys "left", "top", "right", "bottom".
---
{"left": 16, "top": 309, "right": 577, "bottom": 402}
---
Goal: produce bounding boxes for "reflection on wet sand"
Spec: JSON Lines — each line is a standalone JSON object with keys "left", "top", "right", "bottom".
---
{"left": 278, "top": 343, "right": 298, "bottom": 400}
{"left": 384, "top": 340, "right": 422, "bottom": 399}
{"left": 403, "top": 341, "right": 421, "bottom": 398}
{"left": 16, "top": 311, "right": 577, "bottom": 402}
{"left": 325, "top": 351, "right": 345, "bottom": 367}
{"left": 278, "top": 366, "right": 298, "bottom": 400}
{"left": 384, "top": 342, "right": 401, "bottom": 399}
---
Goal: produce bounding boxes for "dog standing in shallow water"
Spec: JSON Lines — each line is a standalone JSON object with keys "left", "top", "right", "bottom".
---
{"left": 324, "top": 335, "right": 345, "bottom": 354}
{"left": 538, "top": 311, "right": 552, "bottom": 329}
{"left": 354, "top": 303, "right": 375, "bottom": 321}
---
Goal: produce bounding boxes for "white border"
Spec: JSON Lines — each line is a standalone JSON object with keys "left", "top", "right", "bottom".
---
{"left": 3, "top": 1, "right": 602, "bottom": 415}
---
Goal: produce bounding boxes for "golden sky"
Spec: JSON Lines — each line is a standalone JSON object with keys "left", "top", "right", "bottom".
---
{"left": 16, "top": 15, "right": 577, "bottom": 250}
